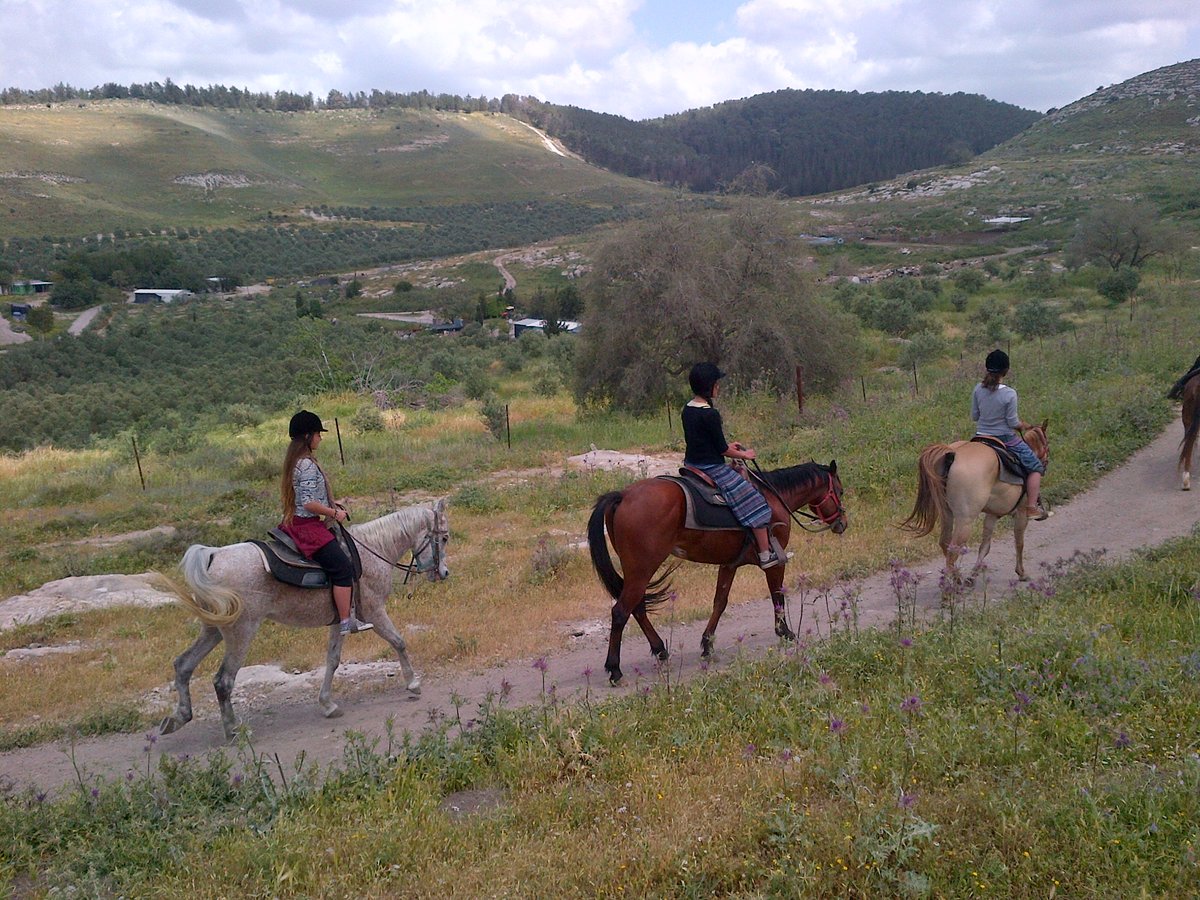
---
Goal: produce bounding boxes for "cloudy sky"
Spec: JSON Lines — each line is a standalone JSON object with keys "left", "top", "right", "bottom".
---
{"left": 2, "top": 0, "right": 1198, "bottom": 120}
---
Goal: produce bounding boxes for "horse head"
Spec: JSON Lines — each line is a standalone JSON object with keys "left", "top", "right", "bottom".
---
{"left": 411, "top": 498, "right": 451, "bottom": 581}
{"left": 1024, "top": 420, "right": 1050, "bottom": 465}
{"left": 810, "top": 459, "right": 848, "bottom": 534}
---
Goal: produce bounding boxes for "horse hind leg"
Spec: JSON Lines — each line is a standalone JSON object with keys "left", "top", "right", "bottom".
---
{"left": 159, "top": 625, "right": 222, "bottom": 735}
{"left": 631, "top": 600, "right": 669, "bottom": 662}
{"left": 212, "top": 624, "right": 256, "bottom": 741}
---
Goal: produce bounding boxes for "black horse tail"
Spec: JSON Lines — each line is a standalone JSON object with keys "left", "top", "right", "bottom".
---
{"left": 587, "top": 490, "right": 679, "bottom": 608}
{"left": 588, "top": 491, "right": 625, "bottom": 601}
{"left": 1181, "top": 396, "right": 1200, "bottom": 472}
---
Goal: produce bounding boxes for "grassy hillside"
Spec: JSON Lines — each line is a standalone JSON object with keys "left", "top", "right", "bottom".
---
{"left": 795, "top": 58, "right": 1200, "bottom": 248}
{"left": 0, "top": 101, "right": 668, "bottom": 239}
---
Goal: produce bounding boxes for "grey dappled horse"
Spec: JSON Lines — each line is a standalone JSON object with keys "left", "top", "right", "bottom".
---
{"left": 159, "top": 500, "right": 449, "bottom": 740}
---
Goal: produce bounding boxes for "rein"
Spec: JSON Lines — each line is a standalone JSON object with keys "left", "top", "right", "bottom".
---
{"left": 339, "top": 518, "right": 446, "bottom": 585}
{"left": 747, "top": 461, "right": 843, "bottom": 533}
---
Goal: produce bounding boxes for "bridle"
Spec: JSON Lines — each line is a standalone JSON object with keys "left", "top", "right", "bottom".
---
{"left": 748, "top": 462, "right": 845, "bottom": 533}
{"left": 341, "top": 516, "right": 449, "bottom": 585}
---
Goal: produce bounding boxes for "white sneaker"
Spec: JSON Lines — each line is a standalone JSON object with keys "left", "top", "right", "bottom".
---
{"left": 340, "top": 617, "right": 374, "bottom": 635}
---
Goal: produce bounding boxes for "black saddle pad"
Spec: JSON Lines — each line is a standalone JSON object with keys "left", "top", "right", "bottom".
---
{"left": 251, "top": 524, "right": 363, "bottom": 589}
{"left": 969, "top": 436, "right": 1027, "bottom": 484}
{"left": 657, "top": 472, "right": 741, "bottom": 530}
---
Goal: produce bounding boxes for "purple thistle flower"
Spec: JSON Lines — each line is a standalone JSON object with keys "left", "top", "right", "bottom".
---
{"left": 818, "top": 670, "right": 833, "bottom": 686}
{"left": 742, "top": 743, "right": 756, "bottom": 760}
{"left": 35, "top": 792, "right": 46, "bottom": 804}
{"left": 779, "top": 748, "right": 794, "bottom": 764}
{"left": 90, "top": 787, "right": 99, "bottom": 799}
{"left": 900, "top": 695, "right": 923, "bottom": 715}
{"left": 860, "top": 702, "right": 871, "bottom": 715}
{"left": 532, "top": 656, "right": 549, "bottom": 673}
{"left": 233, "top": 773, "right": 244, "bottom": 786}
{"left": 898, "top": 792, "right": 918, "bottom": 809}
{"left": 828, "top": 717, "right": 847, "bottom": 735}
{"left": 899, "top": 636, "right": 914, "bottom": 649}
{"left": 1114, "top": 731, "right": 1132, "bottom": 750}
{"left": 582, "top": 666, "right": 593, "bottom": 679}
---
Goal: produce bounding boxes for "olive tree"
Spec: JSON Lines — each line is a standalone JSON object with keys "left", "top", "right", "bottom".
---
{"left": 573, "top": 201, "right": 862, "bottom": 413}
{"left": 1065, "top": 201, "right": 1166, "bottom": 271}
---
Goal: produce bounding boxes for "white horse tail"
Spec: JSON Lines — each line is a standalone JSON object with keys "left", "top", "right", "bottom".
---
{"left": 173, "top": 544, "right": 243, "bottom": 626}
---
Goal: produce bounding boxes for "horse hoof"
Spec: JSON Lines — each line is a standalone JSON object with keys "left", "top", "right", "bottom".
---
{"left": 700, "top": 636, "right": 714, "bottom": 659}
{"left": 608, "top": 671, "right": 623, "bottom": 686}
{"left": 322, "top": 705, "right": 343, "bottom": 719}
{"left": 406, "top": 678, "right": 423, "bottom": 695}
{"left": 158, "top": 715, "right": 184, "bottom": 736}
{"left": 654, "top": 648, "right": 669, "bottom": 662}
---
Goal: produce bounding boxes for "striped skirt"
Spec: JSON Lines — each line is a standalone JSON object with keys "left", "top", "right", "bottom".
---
{"left": 693, "top": 463, "right": 772, "bottom": 528}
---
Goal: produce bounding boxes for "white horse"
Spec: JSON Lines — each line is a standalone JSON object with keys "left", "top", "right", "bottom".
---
{"left": 158, "top": 499, "right": 449, "bottom": 740}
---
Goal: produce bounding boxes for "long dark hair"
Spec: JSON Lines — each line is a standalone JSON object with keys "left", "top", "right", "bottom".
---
{"left": 280, "top": 435, "right": 329, "bottom": 524}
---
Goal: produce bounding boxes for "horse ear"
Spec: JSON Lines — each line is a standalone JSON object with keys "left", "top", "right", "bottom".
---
{"left": 1040, "top": 418, "right": 1049, "bottom": 432}
{"left": 828, "top": 459, "right": 837, "bottom": 474}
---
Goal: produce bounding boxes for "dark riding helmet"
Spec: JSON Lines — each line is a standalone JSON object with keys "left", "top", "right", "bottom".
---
{"left": 288, "top": 409, "right": 327, "bottom": 439}
{"left": 689, "top": 362, "right": 726, "bottom": 398}
{"left": 985, "top": 349, "right": 1010, "bottom": 374}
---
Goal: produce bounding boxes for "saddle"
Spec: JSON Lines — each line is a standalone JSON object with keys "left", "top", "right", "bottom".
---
{"left": 249, "top": 524, "right": 363, "bottom": 589}
{"left": 659, "top": 467, "right": 740, "bottom": 530}
{"left": 969, "top": 435, "right": 1026, "bottom": 485}
{"left": 658, "top": 467, "right": 786, "bottom": 564}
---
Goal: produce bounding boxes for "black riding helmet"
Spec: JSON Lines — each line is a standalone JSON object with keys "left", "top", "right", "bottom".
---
{"left": 689, "top": 362, "right": 726, "bottom": 399}
{"left": 985, "top": 349, "right": 1010, "bottom": 374}
{"left": 289, "top": 409, "right": 328, "bottom": 440}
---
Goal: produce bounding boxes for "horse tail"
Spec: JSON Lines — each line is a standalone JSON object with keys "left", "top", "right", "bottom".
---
{"left": 588, "top": 492, "right": 625, "bottom": 601}
{"left": 587, "top": 490, "right": 679, "bottom": 608}
{"left": 901, "top": 444, "right": 954, "bottom": 536}
{"left": 167, "top": 544, "right": 243, "bottom": 626}
{"left": 1180, "top": 393, "right": 1200, "bottom": 472}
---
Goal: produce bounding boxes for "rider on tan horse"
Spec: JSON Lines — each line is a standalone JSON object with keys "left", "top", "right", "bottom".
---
{"left": 972, "top": 349, "right": 1050, "bottom": 521}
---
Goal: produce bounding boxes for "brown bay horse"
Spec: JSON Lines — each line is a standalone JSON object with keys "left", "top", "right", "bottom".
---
{"left": 588, "top": 461, "right": 846, "bottom": 685}
{"left": 1168, "top": 357, "right": 1200, "bottom": 490}
{"left": 902, "top": 423, "right": 1049, "bottom": 585}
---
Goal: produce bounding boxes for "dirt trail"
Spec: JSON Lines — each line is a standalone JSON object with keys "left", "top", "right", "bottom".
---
{"left": 2, "top": 422, "right": 1195, "bottom": 793}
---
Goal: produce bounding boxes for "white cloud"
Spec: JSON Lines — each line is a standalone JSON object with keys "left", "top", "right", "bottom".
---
{"left": 0, "top": 0, "right": 1196, "bottom": 116}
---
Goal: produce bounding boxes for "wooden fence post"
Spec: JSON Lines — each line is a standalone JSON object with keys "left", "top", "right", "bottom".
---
{"left": 795, "top": 365, "right": 804, "bottom": 416}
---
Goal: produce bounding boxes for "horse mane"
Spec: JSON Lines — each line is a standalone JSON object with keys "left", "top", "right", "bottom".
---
{"left": 759, "top": 461, "right": 828, "bottom": 493}
{"left": 350, "top": 506, "right": 431, "bottom": 550}
{"left": 1167, "top": 354, "right": 1200, "bottom": 400}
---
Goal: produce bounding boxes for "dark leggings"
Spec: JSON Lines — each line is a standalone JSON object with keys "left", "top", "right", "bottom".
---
{"left": 311, "top": 541, "right": 354, "bottom": 587}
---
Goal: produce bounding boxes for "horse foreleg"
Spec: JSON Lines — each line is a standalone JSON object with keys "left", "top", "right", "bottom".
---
{"left": 159, "top": 625, "right": 222, "bottom": 735}
{"left": 766, "top": 566, "right": 792, "bottom": 641}
{"left": 369, "top": 615, "right": 422, "bottom": 695}
{"left": 1013, "top": 515, "right": 1029, "bottom": 581}
{"left": 318, "top": 627, "right": 348, "bottom": 719}
{"left": 630, "top": 600, "right": 669, "bottom": 662}
{"left": 212, "top": 625, "right": 255, "bottom": 741}
{"left": 700, "top": 566, "right": 738, "bottom": 659}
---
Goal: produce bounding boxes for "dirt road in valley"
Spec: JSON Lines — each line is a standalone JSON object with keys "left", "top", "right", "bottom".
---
{"left": 2, "top": 421, "right": 1196, "bottom": 794}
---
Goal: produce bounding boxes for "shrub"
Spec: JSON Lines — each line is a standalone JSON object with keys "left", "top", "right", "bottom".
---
{"left": 225, "top": 403, "right": 264, "bottom": 430}
{"left": 481, "top": 395, "right": 507, "bottom": 442}
{"left": 351, "top": 403, "right": 385, "bottom": 432}
{"left": 529, "top": 535, "right": 571, "bottom": 583}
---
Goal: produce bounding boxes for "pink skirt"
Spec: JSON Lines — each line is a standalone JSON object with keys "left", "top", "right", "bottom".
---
{"left": 280, "top": 516, "right": 334, "bottom": 558}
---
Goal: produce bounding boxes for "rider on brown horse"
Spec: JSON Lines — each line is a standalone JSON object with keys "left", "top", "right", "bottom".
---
{"left": 682, "top": 363, "right": 779, "bottom": 569}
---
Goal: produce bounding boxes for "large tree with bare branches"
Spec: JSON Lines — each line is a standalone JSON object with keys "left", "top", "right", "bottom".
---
{"left": 573, "top": 200, "right": 862, "bottom": 413}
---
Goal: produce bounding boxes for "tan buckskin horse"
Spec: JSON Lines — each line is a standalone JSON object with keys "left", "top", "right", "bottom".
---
{"left": 1168, "top": 356, "right": 1200, "bottom": 490}
{"left": 902, "top": 423, "right": 1049, "bottom": 585}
